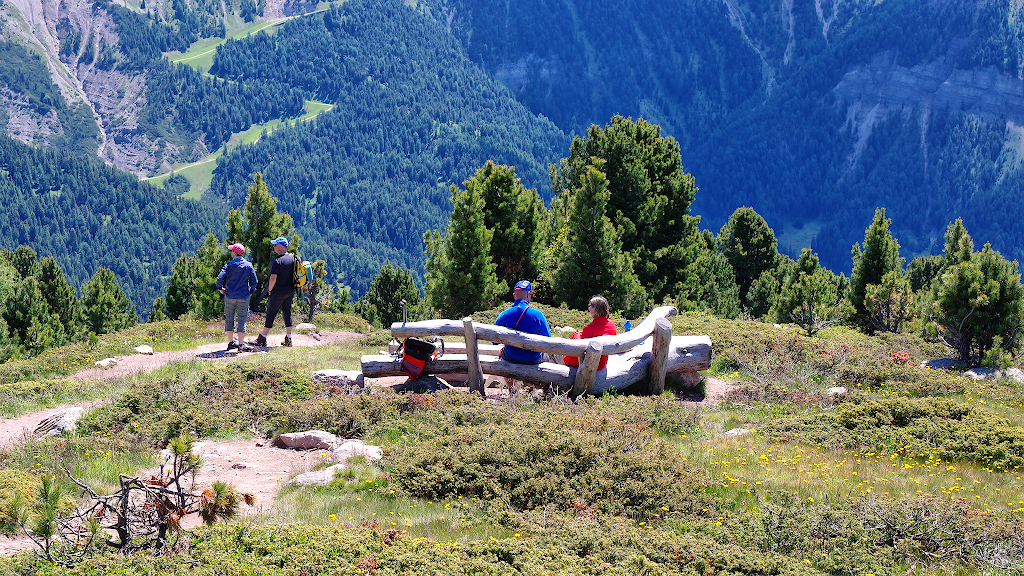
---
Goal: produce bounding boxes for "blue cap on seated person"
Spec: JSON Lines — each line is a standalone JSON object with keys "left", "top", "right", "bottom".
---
{"left": 513, "top": 280, "right": 533, "bottom": 292}
{"left": 271, "top": 237, "right": 289, "bottom": 247}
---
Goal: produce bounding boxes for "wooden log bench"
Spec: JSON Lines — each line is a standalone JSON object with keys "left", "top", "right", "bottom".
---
{"left": 360, "top": 305, "right": 712, "bottom": 398}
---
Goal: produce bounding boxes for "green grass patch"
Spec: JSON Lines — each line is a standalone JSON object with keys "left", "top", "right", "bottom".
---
{"left": 0, "top": 378, "right": 117, "bottom": 419}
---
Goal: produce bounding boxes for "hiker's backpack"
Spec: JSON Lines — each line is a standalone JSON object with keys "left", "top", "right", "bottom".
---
{"left": 396, "top": 337, "right": 444, "bottom": 380}
{"left": 293, "top": 260, "right": 314, "bottom": 291}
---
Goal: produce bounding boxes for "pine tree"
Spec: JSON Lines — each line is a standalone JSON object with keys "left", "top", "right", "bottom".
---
{"left": 778, "top": 248, "right": 843, "bottom": 336}
{"left": 943, "top": 218, "right": 973, "bottom": 268}
{"left": 38, "top": 257, "right": 83, "bottom": 340}
{"left": 149, "top": 296, "right": 169, "bottom": 322}
{"left": 549, "top": 116, "right": 699, "bottom": 302}
{"left": 226, "top": 172, "right": 297, "bottom": 308}
{"left": 190, "top": 232, "right": 231, "bottom": 320}
{"left": 551, "top": 164, "right": 646, "bottom": 316}
{"left": 81, "top": 267, "right": 137, "bottom": 335}
{"left": 2, "top": 277, "right": 63, "bottom": 353}
{"left": 424, "top": 179, "right": 504, "bottom": 319}
{"left": 165, "top": 253, "right": 196, "bottom": 320}
{"left": 718, "top": 207, "right": 779, "bottom": 308}
{"left": 9, "top": 246, "right": 41, "bottom": 278}
{"left": 848, "top": 208, "right": 905, "bottom": 333}
{"left": 473, "top": 161, "right": 543, "bottom": 291}
{"left": 357, "top": 263, "right": 422, "bottom": 328}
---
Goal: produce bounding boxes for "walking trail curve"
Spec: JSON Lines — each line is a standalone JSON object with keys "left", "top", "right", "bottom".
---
{"left": 0, "top": 330, "right": 361, "bottom": 556}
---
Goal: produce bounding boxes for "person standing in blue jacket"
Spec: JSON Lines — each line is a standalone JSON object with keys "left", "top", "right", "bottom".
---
{"left": 495, "top": 280, "right": 551, "bottom": 363}
{"left": 216, "top": 243, "right": 258, "bottom": 352}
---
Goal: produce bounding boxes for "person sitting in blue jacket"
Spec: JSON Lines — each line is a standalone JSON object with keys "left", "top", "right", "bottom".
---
{"left": 495, "top": 280, "right": 551, "bottom": 364}
{"left": 216, "top": 243, "right": 259, "bottom": 352}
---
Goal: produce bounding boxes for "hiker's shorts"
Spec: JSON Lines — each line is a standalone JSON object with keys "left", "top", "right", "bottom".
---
{"left": 224, "top": 298, "right": 250, "bottom": 333}
{"left": 264, "top": 292, "right": 294, "bottom": 329}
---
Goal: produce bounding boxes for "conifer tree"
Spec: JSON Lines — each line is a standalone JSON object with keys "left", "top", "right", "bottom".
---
{"left": 549, "top": 116, "right": 698, "bottom": 302}
{"left": 38, "top": 257, "right": 83, "bottom": 340}
{"left": 2, "top": 277, "right": 62, "bottom": 353}
{"left": 943, "top": 218, "right": 974, "bottom": 268}
{"left": 848, "top": 208, "right": 905, "bottom": 333}
{"left": 551, "top": 164, "right": 646, "bottom": 316}
{"left": 424, "top": 179, "right": 504, "bottom": 319}
{"left": 718, "top": 207, "right": 779, "bottom": 308}
{"left": 356, "top": 263, "right": 422, "bottom": 328}
{"left": 190, "top": 232, "right": 231, "bottom": 321}
{"left": 473, "top": 161, "right": 543, "bottom": 291}
{"left": 9, "top": 246, "right": 41, "bottom": 278}
{"left": 164, "top": 253, "right": 196, "bottom": 320}
{"left": 778, "top": 248, "right": 843, "bottom": 336}
{"left": 81, "top": 267, "right": 137, "bottom": 335}
{"left": 149, "top": 296, "right": 169, "bottom": 322}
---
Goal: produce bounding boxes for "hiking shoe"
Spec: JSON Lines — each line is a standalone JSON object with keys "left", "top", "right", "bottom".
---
{"left": 238, "top": 344, "right": 255, "bottom": 353}
{"left": 227, "top": 341, "right": 239, "bottom": 351}
{"left": 253, "top": 335, "right": 267, "bottom": 347}
{"left": 282, "top": 336, "right": 293, "bottom": 347}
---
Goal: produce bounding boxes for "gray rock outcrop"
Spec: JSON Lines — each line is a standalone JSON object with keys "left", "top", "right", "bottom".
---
{"left": 275, "top": 430, "right": 339, "bottom": 451}
{"left": 332, "top": 439, "right": 383, "bottom": 463}
{"left": 33, "top": 407, "right": 85, "bottom": 439}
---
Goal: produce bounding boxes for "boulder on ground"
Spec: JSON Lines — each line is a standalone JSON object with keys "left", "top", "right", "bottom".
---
{"left": 287, "top": 464, "right": 347, "bottom": 487}
{"left": 295, "top": 323, "right": 317, "bottom": 333}
{"left": 922, "top": 358, "right": 961, "bottom": 371}
{"left": 332, "top": 439, "right": 383, "bottom": 463}
{"left": 275, "top": 430, "right": 339, "bottom": 450}
{"left": 666, "top": 371, "right": 702, "bottom": 388}
{"left": 95, "top": 357, "right": 119, "bottom": 369}
{"left": 398, "top": 375, "right": 452, "bottom": 393}
{"left": 963, "top": 367, "right": 1024, "bottom": 384}
{"left": 134, "top": 345, "right": 154, "bottom": 355}
{"left": 34, "top": 408, "right": 85, "bottom": 439}
{"left": 827, "top": 386, "right": 848, "bottom": 397}
{"left": 313, "top": 370, "right": 364, "bottom": 388}
{"left": 723, "top": 428, "right": 750, "bottom": 438}
{"left": 555, "top": 326, "right": 576, "bottom": 334}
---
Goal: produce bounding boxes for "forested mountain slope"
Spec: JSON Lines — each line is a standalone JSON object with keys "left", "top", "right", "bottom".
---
{"left": 434, "top": 0, "right": 1024, "bottom": 271}
{"left": 206, "top": 0, "right": 567, "bottom": 293}
{"left": 0, "top": 133, "right": 221, "bottom": 310}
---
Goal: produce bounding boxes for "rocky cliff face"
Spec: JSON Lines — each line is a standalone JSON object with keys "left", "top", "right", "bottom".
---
{"left": 1, "top": 0, "right": 185, "bottom": 176}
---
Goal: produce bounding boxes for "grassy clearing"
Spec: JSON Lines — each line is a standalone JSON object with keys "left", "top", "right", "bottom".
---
{"left": 144, "top": 100, "right": 333, "bottom": 198}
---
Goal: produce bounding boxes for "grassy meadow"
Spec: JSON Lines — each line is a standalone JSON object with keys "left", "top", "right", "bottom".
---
{"left": 2, "top": 307, "right": 1024, "bottom": 575}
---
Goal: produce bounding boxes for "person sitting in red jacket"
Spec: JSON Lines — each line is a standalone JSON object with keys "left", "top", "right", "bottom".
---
{"left": 564, "top": 295, "right": 618, "bottom": 370}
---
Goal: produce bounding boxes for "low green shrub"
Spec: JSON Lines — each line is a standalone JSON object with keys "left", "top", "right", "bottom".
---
{"left": 765, "top": 397, "right": 1024, "bottom": 470}
{"left": 389, "top": 404, "right": 711, "bottom": 520}
{"left": 0, "top": 468, "right": 38, "bottom": 534}
{"left": 2, "top": 519, "right": 825, "bottom": 576}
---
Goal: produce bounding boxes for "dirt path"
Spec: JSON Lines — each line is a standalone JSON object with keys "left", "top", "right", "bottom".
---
{"left": 70, "top": 330, "right": 361, "bottom": 381}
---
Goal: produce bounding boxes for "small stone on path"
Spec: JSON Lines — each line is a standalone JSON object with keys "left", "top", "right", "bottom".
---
{"left": 134, "top": 345, "right": 154, "bottom": 355}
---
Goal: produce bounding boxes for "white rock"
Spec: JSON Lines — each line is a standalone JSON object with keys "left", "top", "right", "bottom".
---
{"left": 276, "top": 430, "right": 340, "bottom": 450}
{"left": 134, "top": 345, "right": 154, "bottom": 355}
{"left": 555, "top": 326, "right": 576, "bottom": 334}
{"left": 286, "top": 464, "right": 347, "bottom": 487}
{"left": 312, "top": 370, "right": 364, "bottom": 388}
{"left": 723, "top": 428, "right": 750, "bottom": 438}
{"left": 34, "top": 408, "right": 85, "bottom": 439}
{"left": 295, "top": 323, "right": 317, "bottom": 332}
{"left": 826, "top": 386, "right": 848, "bottom": 397}
{"left": 95, "top": 357, "right": 119, "bottom": 368}
{"left": 332, "top": 439, "right": 383, "bottom": 463}
{"left": 963, "top": 367, "right": 1024, "bottom": 384}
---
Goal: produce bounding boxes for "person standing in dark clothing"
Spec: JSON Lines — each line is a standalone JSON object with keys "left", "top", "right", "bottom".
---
{"left": 254, "top": 237, "right": 296, "bottom": 347}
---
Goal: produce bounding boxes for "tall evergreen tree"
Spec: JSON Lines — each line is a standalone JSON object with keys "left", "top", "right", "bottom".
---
{"left": 226, "top": 172, "right": 298, "bottom": 307}
{"left": 9, "top": 246, "right": 41, "bottom": 279}
{"left": 848, "top": 208, "right": 905, "bottom": 333}
{"left": 549, "top": 115, "right": 699, "bottom": 301}
{"left": 424, "top": 178, "right": 504, "bottom": 319}
{"left": 2, "top": 277, "right": 61, "bottom": 354}
{"left": 164, "top": 253, "right": 196, "bottom": 320}
{"left": 718, "top": 207, "right": 779, "bottom": 308}
{"left": 551, "top": 164, "right": 646, "bottom": 316}
{"left": 38, "top": 257, "right": 83, "bottom": 340}
{"left": 943, "top": 217, "right": 974, "bottom": 268}
{"left": 356, "top": 263, "right": 422, "bottom": 328}
{"left": 81, "top": 267, "right": 137, "bottom": 335}
{"left": 191, "top": 232, "right": 231, "bottom": 320}
{"left": 473, "top": 161, "right": 544, "bottom": 291}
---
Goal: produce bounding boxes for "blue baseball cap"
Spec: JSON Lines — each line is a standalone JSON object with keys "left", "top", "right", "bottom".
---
{"left": 513, "top": 280, "right": 533, "bottom": 292}
{"left": 271, "top": 237, "right": 289, "bottom": 247}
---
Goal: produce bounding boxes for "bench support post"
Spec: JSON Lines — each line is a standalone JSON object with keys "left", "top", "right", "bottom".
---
{"left": 570, "top": 340, "right": 603, "bottom": 399}
{"left": 648, "top": 317, "right": 672, "bottom": 394}
{"left": 463, "top": 317, "right": 485, "bottom": 397}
